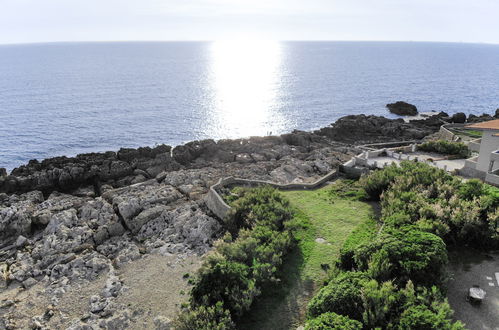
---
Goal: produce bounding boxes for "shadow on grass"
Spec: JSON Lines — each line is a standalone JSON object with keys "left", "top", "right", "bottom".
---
{"left": 238, "top": 246, "right": 317, "bottom": 330}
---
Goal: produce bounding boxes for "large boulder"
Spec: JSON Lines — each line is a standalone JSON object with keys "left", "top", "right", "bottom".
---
{"left": 386, "top": 101, "right": 418, "bottom": 116}
{"left": 451, "top": 112, "right": 467, "bottom": 123}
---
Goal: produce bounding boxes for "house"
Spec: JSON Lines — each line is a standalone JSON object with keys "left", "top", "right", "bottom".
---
{"left": 461, "top": 119, "right": 499, "bottom": 186}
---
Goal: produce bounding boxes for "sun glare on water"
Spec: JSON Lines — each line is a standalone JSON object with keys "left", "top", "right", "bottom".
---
{"left": 207, "top": 40, "right": 285, "bottom": 138}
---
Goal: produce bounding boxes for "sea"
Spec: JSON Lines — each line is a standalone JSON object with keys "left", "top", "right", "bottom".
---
{"left": 0, "top": 41, "right": 498, "bottom": 171}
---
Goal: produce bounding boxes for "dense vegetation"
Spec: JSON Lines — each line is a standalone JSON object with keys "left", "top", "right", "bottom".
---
{"left": 417, "top": 140, "right": 470, "bottom": 158}
{"left": 305, "top": 161, "right": 499, "bottom": 329}
{"left": 174, "top": 187, "right": 295, "bottom": 329}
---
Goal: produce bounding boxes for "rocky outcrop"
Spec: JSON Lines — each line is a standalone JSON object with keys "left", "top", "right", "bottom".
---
{"left": 315, "top": 114, "right": 444, "bottom": 144}
{"left": 467, "top": 113, "right": 494, "bottom": 123}
{"left": 386, "top": 101, "right": 418, "bottom": 116}
{"left": 0, "top": 145, "right": 180, "bottom": 196}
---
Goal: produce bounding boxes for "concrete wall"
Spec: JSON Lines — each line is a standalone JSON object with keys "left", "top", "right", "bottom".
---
{"left": 485, "top": 172, "right": 499, "bottom": 186}
{"left": 468, "top": 139, "right": 481, "bottom": 153}
{"left": 458, "top": 165, "right": 487, "bottom": 180}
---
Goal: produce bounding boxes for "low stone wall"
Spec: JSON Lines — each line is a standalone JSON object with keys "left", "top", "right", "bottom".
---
{"left": 438, "top": 124, "right": 464, "bottom": 142}
{"left": 205, "top": 169, "right": 339, "bottom": 220}
{"left": 339, "top": 165, "right": 369, "bottom": 179}
{"left": 360, "top": 140, "right": 419, "bottom": 150}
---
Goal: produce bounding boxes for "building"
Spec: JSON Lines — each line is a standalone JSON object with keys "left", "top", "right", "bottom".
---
{"left": 461, "top": 119, "right": 499, "bottom": 186}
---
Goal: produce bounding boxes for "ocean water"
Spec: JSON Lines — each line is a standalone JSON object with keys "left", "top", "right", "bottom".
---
{"left": 0, "top": 41, "right": 498, "bottom": 171}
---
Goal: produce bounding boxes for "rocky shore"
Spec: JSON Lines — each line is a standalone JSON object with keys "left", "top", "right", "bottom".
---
{"left": 0, "top": 111, "right": 482, "bottom": 329}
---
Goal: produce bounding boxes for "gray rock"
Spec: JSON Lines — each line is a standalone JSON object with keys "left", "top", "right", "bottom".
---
{"left": 89, "top": 295, "right": 107, "bottom": 313}
{"left": 15, "top": 235, "right": 28, "bottom": 248}
{"left": 235, "top": 153, "right": 253, "bottom": 164}
{"left": 126, "top": 205, "right": 166, "bottom": 234}
{"left": 22, "top": 277, "right": 37, "bottom": 288}
{"left": 107, "top": 222, "right": 125, "bottom": 237}
{"left": 154, "top": 316, "right": 172, "bottom": 330}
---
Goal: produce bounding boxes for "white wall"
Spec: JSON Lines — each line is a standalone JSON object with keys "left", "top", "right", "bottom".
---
{"left": 477, "top": 131, "right": 499, "bottom": 172}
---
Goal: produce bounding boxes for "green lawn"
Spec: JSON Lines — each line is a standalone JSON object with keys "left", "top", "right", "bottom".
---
{"left": 239, "top": 182, "right": 377, "bottom": 330}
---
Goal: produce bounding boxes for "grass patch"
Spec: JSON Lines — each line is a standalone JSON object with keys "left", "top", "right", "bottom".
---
{"left": 450, "top": 128, "right": 483, "bottom": 139}
{"left": 239, "top": 181, "right": 377, "bottom": 329}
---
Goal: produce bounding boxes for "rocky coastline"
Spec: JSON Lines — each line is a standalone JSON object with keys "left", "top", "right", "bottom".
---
{"left": 0, "top": 111, "right": 493, "bottom": 329}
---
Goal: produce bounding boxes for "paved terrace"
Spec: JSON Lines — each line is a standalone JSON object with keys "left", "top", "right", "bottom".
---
{"left": 352, "top": 144, "right": 466, "bottom": 173}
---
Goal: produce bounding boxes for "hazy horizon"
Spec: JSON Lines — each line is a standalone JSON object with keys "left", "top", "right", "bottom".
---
{"left": 2, "top": 40, "right": 499, "bottom": 47}
{"left": 1, "top": 0, "right": 498, "bottom": 45}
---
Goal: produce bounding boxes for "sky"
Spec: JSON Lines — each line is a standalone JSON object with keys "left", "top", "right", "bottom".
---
{"left": 0, "top": 0, "right": 498, "bottom": 44}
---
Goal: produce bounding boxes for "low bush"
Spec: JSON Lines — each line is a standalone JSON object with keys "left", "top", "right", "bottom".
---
{"left": 417, "top": 140, "right": 469, "bottom": 158}
{"left": 305, "top": 312, "right": 363, "bottom": 330}
{"left": 190, "top": 255, "right": 259, "bottom": 317}
{"left": 174, "top": 302, "right": 235, "bottom": 330}
{"left": 360, "top": 161, "right": 454, "bottom": 201}
{"left": 224, "top": 186, "right": 292, "bottom": 236}
{"left": 398, "top": 305, "right": 464, "bottom": 330}
{"left": 352, "top": 226, "right": 448, "bottom": 287}
{"left": 307, "top": 271, "right": 369, "bottom": 320}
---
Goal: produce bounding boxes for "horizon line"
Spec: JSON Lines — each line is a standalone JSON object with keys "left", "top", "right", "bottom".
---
{"left": 1, "top": 39, "right": 498, "bottom": 47}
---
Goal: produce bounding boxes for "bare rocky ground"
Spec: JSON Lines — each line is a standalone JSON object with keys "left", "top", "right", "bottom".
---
{"left": 0, "top": 114, "right": 449, "bottom": 329}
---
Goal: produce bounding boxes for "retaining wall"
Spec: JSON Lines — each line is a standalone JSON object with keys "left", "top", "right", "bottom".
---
{"left": 205, "top": 169, "right": 339, "bottom": 219}
{"left": 438, "top": 124, "right": 465, "bottom": 142}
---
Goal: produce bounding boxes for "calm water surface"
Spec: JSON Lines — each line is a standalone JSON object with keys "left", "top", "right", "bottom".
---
{"left": 0, "top": 41, "right": 498, "bottom": 170}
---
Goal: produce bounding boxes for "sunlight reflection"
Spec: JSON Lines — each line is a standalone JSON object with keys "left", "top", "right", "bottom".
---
{"left": 208, "top": 40, "right": 285, "bottom": 138}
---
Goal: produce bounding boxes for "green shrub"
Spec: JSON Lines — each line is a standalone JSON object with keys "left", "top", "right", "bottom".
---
{"left": 305, "top": 312, "right": 363, "bottom": 330}
{"left": 307, "top": 272, "right": 369, "bottom": 320}
{"left": 360, "top": 161, "right": 454, "bottom": 200}
{"left": 362, "top": 162, "right": 498, "bottom": 247}
{"left": 190, "top": 254, "right": 259, "bottom": 317}
{"left": 353, "top": 226, "right": 448, "bottom": 287}
{"left": 361, "top": 280, "right": 402, "bottom": 329}
{"left": 174, "top": 302, "right": 235, "bottom": 330}
{"left": 398, "top": 305, "right": 464, "bottom": 330}
{"left": 417, "top": 140, "right": 469, "bottom": 158}
{"left": 225, "top": 186, "right": 292, "bottom": 236}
